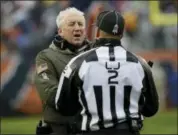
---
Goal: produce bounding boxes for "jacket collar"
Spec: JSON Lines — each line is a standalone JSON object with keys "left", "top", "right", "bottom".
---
{"left": 94, "top": 38, "right": 122, "bottom": 47}
{"left": 52, "top": 35, "right": 90, "bottom": 53}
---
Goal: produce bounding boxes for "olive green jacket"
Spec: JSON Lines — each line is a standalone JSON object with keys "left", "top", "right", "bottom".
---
{"left": 34, "top": 42, "right": 90, "bottom": 124}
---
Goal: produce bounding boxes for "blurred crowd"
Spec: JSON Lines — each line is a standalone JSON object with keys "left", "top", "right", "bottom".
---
{"left": 1, "top": 1, "right": 177, "bottom": 55}
{"left": 0, "top": 0, "right": 177, "bottom": 116}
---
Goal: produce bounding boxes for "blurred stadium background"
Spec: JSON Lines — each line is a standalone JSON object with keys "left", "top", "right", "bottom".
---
{"left": 0, "top": 0, "right": 177, "bottom": 134}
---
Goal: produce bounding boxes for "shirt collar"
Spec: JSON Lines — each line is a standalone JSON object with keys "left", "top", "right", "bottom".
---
{"left": 94, "top": 38, "right": 122, "bottom": 47}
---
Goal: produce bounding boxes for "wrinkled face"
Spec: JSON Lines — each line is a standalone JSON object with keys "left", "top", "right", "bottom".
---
{"left": 58, "top": 14, "right": 86, "bottom": 46}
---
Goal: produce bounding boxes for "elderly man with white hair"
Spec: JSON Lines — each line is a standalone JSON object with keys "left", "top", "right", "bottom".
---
{"left": 34, "top": 7, "right": 91, "bottom": 135}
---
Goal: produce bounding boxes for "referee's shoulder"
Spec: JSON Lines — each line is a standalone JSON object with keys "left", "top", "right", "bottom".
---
{"left": 136, "top": 55, "right": 150, "bottom": 67}
{"left": 66, "top": 48, "right": 98, "bottom": 70}
{"left": 74, "top": 48, "right": 98, "bottom": 63}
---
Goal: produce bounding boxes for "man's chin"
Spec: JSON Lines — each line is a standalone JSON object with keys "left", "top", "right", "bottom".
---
{"left": 72, "top": 41, "right": 84, "bottom": 46}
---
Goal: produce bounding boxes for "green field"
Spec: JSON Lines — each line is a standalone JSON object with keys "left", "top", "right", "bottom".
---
{"left": 1, "top": 109, "right": 177, "bottom": 134}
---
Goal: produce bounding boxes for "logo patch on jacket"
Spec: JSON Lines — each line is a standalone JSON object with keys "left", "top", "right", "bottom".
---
{"left": 37, "top": 63, "right": 48, "bottom": 74}
{"left": 41, "top": 72, "right": 49, "bottom": 80}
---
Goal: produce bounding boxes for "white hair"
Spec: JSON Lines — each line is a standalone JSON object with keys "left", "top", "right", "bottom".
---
{"left": 56, "top": 7, "right": 84, "bottom": 28}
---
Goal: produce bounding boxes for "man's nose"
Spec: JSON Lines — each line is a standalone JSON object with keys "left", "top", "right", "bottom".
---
{"left": 74, "top": 24, "right": 80, "bottom": 30}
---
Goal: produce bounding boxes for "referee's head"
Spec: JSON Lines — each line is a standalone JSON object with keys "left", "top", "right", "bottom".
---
{"left": 95, "top": 10, "right": 125, "bottom": 40}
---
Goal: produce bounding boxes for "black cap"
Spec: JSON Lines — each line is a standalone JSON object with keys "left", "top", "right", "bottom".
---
{"left": 96, "top": 10, "right": 125, "bottom": 35}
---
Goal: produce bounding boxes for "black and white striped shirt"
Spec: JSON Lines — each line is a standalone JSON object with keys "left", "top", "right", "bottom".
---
{"left": 55, "top": 39, "right": 157, "bottom": 132}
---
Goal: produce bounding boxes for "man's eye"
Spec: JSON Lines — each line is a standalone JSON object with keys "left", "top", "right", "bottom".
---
{"left": 78, "top": 23, "right": 83, "bottom": 26}
{"left": 69, "top": 22, "right": 75, "bottom": 26}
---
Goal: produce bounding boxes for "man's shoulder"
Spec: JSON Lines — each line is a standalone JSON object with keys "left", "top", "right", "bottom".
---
{"left": 36, "top": 48, "right": 51, "bottom": 60}
{"left": 35, "top": 43, "right": 61, "bottom": 59}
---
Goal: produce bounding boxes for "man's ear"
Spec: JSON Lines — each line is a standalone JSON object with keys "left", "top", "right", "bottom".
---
{"left": 58, "top": 28, "right": 63, "bottom": 37}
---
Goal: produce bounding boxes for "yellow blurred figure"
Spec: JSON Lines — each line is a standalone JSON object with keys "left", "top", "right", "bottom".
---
{"left": 123, "top": 12, "right": 138, "bottom": 32}
{"left": 42, "top": 1, "right": 57, "bottom": 7}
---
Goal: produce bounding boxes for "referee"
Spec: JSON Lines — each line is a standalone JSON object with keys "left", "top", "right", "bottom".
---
{"left": 55, "top": 10, "right": 159, "bottom": 135}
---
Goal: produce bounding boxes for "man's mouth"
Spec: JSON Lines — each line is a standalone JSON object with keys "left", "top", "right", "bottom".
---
{"left": 74, "top": 34, "right": 81, "bottom": 38}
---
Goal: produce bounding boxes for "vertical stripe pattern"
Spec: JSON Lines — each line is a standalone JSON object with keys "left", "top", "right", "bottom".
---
{"left": 109, "top": 46, "right": 115, "bottom": 61}
{"left": 80, "top": 88, "right": 92, "bottom": 130}
{"left": 110, "top": 85, "right": 117, "bottom": 124}
{"left": 124, "top": 86, "right": 132, "bottom": 120}
{"left": 55, "top": 45, "right": 145, "bottom": 132}
{"left": 93, "top": 86, "right": 104, "bottom": 129}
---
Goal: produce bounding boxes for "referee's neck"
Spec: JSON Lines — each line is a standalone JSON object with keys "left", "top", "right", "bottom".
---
{"left": 99, "top": 35, "right": 122, "bottom": 40}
